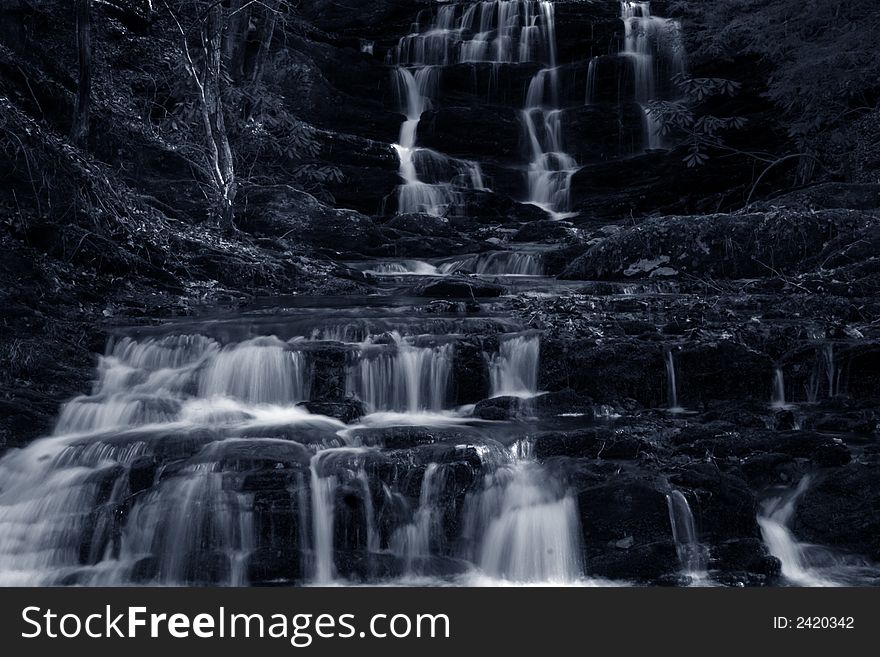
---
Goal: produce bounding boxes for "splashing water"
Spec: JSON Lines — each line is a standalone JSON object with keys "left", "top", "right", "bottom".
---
{"left": 666, "top": 489, "right": 709, "bottom": 583}
{"left": 490, "top": 334, "right": 540, "bottom": 398}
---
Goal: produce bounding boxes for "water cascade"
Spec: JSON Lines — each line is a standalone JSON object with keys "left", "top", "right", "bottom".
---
{"left": 757, "top": 477, "right": 840, "bottom": 587}
{"left": 665, "top": 350, "right": 683, "bottom": 413}
{"left": 519, "top": 2, "right": 578, "bottom": 216}
{"left": 439, "top": 251, "right": 544, "bottom": 276}
{"left": 619, "top": 1, "right": 685, "bottom": 150}
{"left": 666, "top": 489, "right": 709, "bottom": 582}
{"left": 390, "top": 463, "right": 445, "bottom": 572}
{"left": 390, "top": 1, "right": 578, "bottom": 217}
{"left": 464, "top": 445, "right": 582, "bottom": 583}
{"left": 490, "top": 334, "right": 541, "bottom": 398}
{"left": 771, "top": 367, "right": 788, "bottom": 409}
{"left": 346, "top": 333, "right": 454, "bottom": 412}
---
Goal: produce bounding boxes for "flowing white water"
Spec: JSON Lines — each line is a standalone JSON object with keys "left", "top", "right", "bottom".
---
{"left": 390, "top": 463, "right": 445, "bottom": 572}
{"left": 490, "top": 334, "right": 540, "bottom": 398}
{"left": 439, "top": 251, "right": 544, "bottom": 276}
{"left": 665, "top": 350, "right": 683, "bottom": 413}
{"left": 391, "top": 6, "right": 496, "bottom": 216}
{"left": 757, "top": 477, "right": 841, "bottom": 587}
{"left": 309, "top": 452, "right": 338, "bottom": 583}
{"left": 666, "top": 489, "right": 709, "bottom": 583}
{"left": 346, "top": 332, "right": 454, "bottom": 412}
{"left": 463, "top": 444, "right": 582, "bottom": 583}
{"left": 771, "top": 367, "right": 789, "bottom": 409}
{"left": 391, "top": 1, "right": 577, "bottom": 217}
{"left": 620, "top": 1, "right": 685, "bottom": 150}
{"left": 520, "top": 3, "right": 578, "bottom": 216}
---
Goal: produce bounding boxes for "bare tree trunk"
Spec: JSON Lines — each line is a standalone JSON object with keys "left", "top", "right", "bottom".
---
{"left": 250, "top": 0, "right": 279, "bottom": 87}
{"left": 71, "top": 0, "right": 91, "bottom": 147}
{"left": 223, "top": 0, "right": 248, "bottom": 83}
{"left": 202, "top": 2, "right": 236, "bottom": 229}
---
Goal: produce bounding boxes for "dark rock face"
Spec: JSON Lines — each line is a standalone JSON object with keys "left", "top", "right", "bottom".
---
{"left": 540, "top": 338, "right": 665, "bottom": 407}
{"left": 676, "top": 343, "right": 774, "bottom": 407}
{"left": 796, "top": 463, "right": 880, "bottom": 561}
{"left": 298, "top": 399, "right": 366, "bottom": 423}
{"left": 418, "top": 106, "right": 522, "bottom": 161}
{"left": 576, "top": 474, "right": 680, "bottom": 581}
{"left": 561, "top": 210, "right": 880, "bottom": 280}
{"left": 412, "top": 278, "right": 505, "bottom": 299}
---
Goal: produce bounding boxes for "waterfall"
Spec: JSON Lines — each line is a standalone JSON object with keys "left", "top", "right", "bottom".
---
{"left": 823, "top": 343, "right": 840, "bottom": 398}
{"left": 666, "top": 489, "right": 709, "bottom": 582}
{"left": 665, "top": 350, "right": 683, "bottom": 413}
{"left": 390, "top": 463, "right": 446, "bottom": 572}
{"left": 366, "top": 260, "right": 441, "bottom": 276}
{"left": 309, "top": 452, "right": 338, "bottom": 584}
{"left": 464, "top": 457, "right": 582, "bottom": 583}
{"left": 439, "top": 251, "right": 544, "bottom": 276}
{"left": 390, "top": 1, "right": 577, "bottom": 217}
{"left": 0, "top": 437, "right": 255, "bottom": 586}
{"left": 771, "top": 367, "right": 788, "bottom": 409}
{"left": 807, "top": 343, "right": 842, "bottom": 402}
{"left": 757, "top": 477, "right": 842, "bottom": 587}
{"left": 113, "top": 463, "right": 255, "bottom": 586}
{"left": 391, "top": 6, "right": 495, "bottom": 216}
{"left": 585, "top": 56, "right": 598, "bottom": 105}
{"left": 490, "top": 334, "right": 541, "bottom": 398}
{"left": 199, "top": 337, "right": 310, "bottom": 405}
{"left": 619, "top": 1, "right": 686, "bottom": 150}
{"left": 346, "top": 332, "right": 454, "bottom": 412}
{"left": 521, "top": 2, "right": 578, "bottom": 216}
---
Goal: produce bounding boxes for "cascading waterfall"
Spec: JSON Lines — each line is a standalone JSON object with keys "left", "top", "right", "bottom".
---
{"left": 771, "top": 367, "right": 788, "bottom": 409}
{"left": 199, "top": 336, "right": 310, "bottom": 405}
{"left": 490, "top": 334, "right": 541, "bottom": 398}
{"left": 390, "top": 463, "right": 445, "bottom": 572}
{"left": 390, "top": 1, "right": 577, "bottom": 217}
{"left": 806, "top": 343, "right": 842, "bottom": 402}
{"left": 665, "top": 350, "right": 683, "bottom": 413}
{"left": 363, "top": 251, "right": 544, "bottom": 277}
{"left": 439, "top": 251, "right": 544, "bottom": 276}
{"left": 391, "top": 5, "right": 496, "bottom": 216}
{"left": 520, "top": 2, "right": 578, "bottom": 216}
{"left": 757, "top": 477, "right": 840, "bottom": 587}
{"left": 666, "top": 489, "right": 709, "bottom": 582}
{"left": 463, "top": 443, "right": 582, "bottom": 583}
{"left": 346, "top": 332, "right": 454, "bottom": 412}
{"left": 619, "top": 1, "right": 685, "bottom": 150}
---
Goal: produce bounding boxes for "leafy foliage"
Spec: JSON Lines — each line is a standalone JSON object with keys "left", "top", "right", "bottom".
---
{"left": 648, "top": 75, "right": 746, "bottom": 167}
{"left": 670, "top": 0, "right": 880, "bottom": 144}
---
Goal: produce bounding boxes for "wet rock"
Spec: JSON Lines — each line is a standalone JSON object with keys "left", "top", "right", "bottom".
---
{"left": 417, "top": 106, "right": 521, "bottom": 161}
{"left": 589, "top": 541, "right": 679, "bottom": 582}
{"left": 535, "top": 428, "right": 648, "bottom": 460}
{"left": 246, "top": 547, "right": 302, "bottom": 586}
{"left": 561, "top": 209, "right": 880, "bottom": 280}
{"left": 384, "top": 213, "right": 458, "bottom": 237}
{"left": 452, "top": 338, "right": 491, "bottom": 404}
{"left": 540, "top": 338, "right": 665, "bottom": 407}
{"left": 668, "top": 465, "right": 761, "bottom": 544}
{"left": 412, "top": 278, "right": 505, "bottom": 298}
{"left": 576, "top": 474, "right": 679, "bottom": 581}
{"left": 740, "top": 453, "right": 800, "bottom": 488}
{"left": 298, "top": 399, "right": 366, "bottom": 423}
{"left": 796, "top": 462, "right": 880, "bottom": 560}
{"left": 675, "top": 343, "right": 774, "bottom": 406}
{"left": 184, "top": 550, "right": 231, "bottom": 585}
{"left": 513, "top": 219, "right": 573, "bottom": 242}
{"left": 128, "top": 455, "right": 157, "bottom": 495}
{"left": 712, "top": 538, "right": 781, "bottom": 579}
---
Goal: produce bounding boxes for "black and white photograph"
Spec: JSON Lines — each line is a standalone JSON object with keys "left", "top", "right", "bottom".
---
{"left": 1, "top": 0, "right": 879, "bottom": 606}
